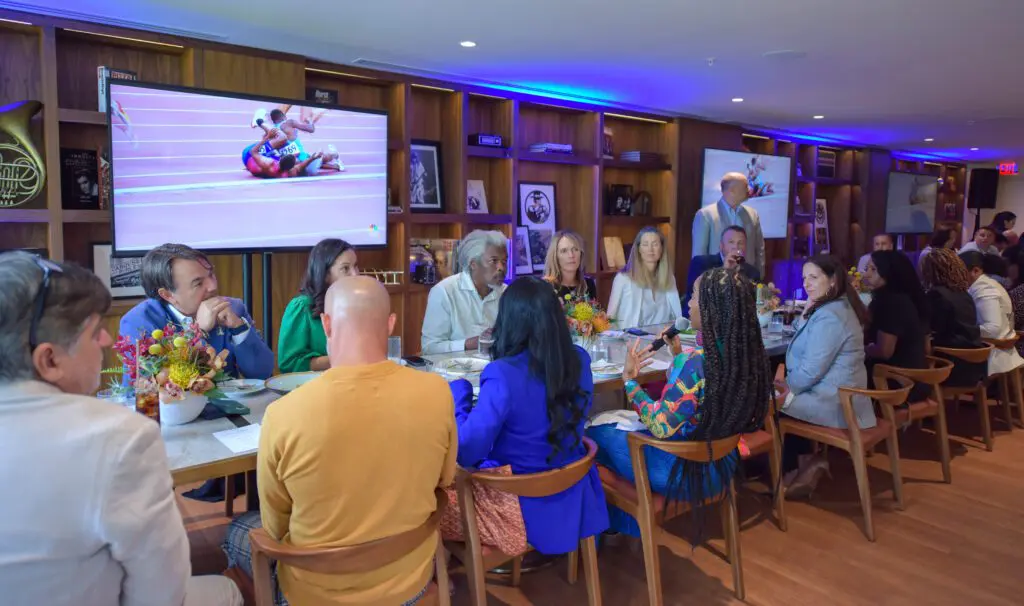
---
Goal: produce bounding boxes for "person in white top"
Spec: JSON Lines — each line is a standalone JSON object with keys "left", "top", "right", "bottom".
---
{"left": 421, "top": 230, "right": 508, "bottom": 353}
{"left": 608, "top": 226, "right": 682, "bottom": 329}
{"left": 959, "top": 226, "right": 1000, "bottom": 255}
{"left": 0, "top": 252, "right": 242, "bottom": 606}
{"left": 959, "top": 250, "right": 1024, "bottom": 375}
{"left": 856, "top": 233, "right": 894, "bottom": 273}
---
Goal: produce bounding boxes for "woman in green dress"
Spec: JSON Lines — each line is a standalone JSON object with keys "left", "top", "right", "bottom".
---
{"left": 277, "top": 239, "right": 358, "bottom": 372}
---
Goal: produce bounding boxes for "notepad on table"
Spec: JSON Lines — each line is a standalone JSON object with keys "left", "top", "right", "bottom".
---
{"left": 213, "top": 424, "right": 261, "bottom": 454}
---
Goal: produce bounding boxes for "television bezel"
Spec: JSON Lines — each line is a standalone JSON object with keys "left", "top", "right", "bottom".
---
{"left": 106, "top": 79, "right": 390, "bottom": 257}
{"left": 699, "top": 147, "right": 793, "bottom": 240}
{"left": 883, "top": 171, "right": 940, "bottom": 235}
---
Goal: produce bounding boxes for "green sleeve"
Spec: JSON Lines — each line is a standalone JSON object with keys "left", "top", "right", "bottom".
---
{"left": 277, "top": 296, "right": 319, "bottom": 373}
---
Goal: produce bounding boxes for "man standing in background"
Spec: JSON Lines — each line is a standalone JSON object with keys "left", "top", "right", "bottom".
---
{"left": 692, "top": 172, "right": 765, "bottom": 277}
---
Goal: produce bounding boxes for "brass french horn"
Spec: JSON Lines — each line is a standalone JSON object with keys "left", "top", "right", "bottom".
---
{"left": 0, "top": 100, "right": 45, "bottom": 207}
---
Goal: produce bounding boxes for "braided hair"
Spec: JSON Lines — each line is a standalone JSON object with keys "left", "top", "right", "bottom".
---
{"left": 662, "top": 267, "right": 772, "bottom": 545}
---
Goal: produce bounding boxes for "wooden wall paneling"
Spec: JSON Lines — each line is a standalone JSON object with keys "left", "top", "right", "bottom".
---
{"left": 466, "top": 157, "right": 513, "bottom": 216}
{"left": 405, "top": 285, "right": 429, "bottom": 355}
{"left": 822, "top": 185, "right": 852, "bottom": 265}
{"left": 518, "top": 103, "right": 597, "bottom": 159}
{"left": 444, "top": 92, "right": 467, "bottom": 214}
{"left": 466, "top": 94, "right": 514, "bottom": 143}
{"left": 584, "top": 112, "right": 602, "bottom": 276}
{"left": 860, "top": 149, "right": 893, "bottom": 246}
{"left": 39, "top": 26, "right": 63, "bottom": 259}
{"left": 181, "top": 47, "right": 203, "bottom": 87}
{"left": 201, "top": 50, "right": 303, "bottom": 97}
{"left": 305, "top": 73, "right": 390, "bottom": 112}
{"left": 604, "top": 115, "right": 672, "bottom": 157}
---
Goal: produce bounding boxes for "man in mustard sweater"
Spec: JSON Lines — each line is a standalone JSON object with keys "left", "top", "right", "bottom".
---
{"left": 223, "top": 276, "right": 457, "bottom": 605}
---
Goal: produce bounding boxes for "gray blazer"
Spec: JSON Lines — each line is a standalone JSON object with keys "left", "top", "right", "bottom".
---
{"left": 784, "top": 299, "right": 874, "bottom": 429}
{"left": 691, "top": 199, "right": 765, "bottom": 277}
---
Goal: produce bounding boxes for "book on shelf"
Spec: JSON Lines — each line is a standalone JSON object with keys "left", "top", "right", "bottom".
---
{"left": 98, "top": 149, "right": 112, "bottom": 211}
{"left": 59, "top": 148, "right": 100, "bottom": 210}
{"left": 528, "top": 143, "right": 574, "bottom": 154}
{"left": 618, "top": 151, "right": 664, "bottom": 163}
{"left": 97, "top": 66, "right": 138, "bottom": 112}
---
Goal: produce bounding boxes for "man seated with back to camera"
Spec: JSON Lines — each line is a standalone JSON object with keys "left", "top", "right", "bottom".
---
{"left": 0, "top": 252, "right": 242, "bottom": 606}
{"left": 683, "top": 225, "right": 760, "bottom": 317}
{"left": 421, "top": 230, "right": 509, "bottom": 354}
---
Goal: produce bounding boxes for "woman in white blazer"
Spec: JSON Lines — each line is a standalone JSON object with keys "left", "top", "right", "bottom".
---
{"left": 608, "top": 227, "right": 681, "bottom": 329}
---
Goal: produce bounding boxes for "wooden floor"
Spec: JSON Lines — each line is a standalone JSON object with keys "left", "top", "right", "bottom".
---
{"left": 180, "top": 404, "right": 1024, "bottom": 605}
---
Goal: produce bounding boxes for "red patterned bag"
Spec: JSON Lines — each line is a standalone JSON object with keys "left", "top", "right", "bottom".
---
{"left": 439, "top": 465, "right": 528, "bottom": 557}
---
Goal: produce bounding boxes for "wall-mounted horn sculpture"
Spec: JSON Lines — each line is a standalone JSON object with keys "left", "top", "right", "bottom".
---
{"left": 0, "top": 100, "right": 45, "bottom": 207}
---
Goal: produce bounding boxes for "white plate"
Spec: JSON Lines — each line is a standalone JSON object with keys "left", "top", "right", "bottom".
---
{"left": 436, "top": 357, "right": 488, "bottom": 377}
{"left": 218, "top": 378, "right": 267, "bottom": 399}
{"left": 265, "top": 371, "right": 322, "bottom": 395}
{"left": 591, "top": 362, "right": 624, "bottom": 378}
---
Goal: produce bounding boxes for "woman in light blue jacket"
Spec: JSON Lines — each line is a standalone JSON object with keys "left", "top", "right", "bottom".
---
{"left": 782, "top": 255, "right": 871, "bottom": 496}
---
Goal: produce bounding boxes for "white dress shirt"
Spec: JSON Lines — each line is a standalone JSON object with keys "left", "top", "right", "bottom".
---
{"left": 968, "top": 274, "right": 1024, "bottom": 375}
{"left": 421, "top": 272, "right": 506, "bottom": 354}
{"left": 167, "top": 302, "right": 250, "bottom": 344}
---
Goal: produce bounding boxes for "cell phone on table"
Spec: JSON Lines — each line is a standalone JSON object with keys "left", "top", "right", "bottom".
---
{"left": 403, "top": 355, "right": 428, "bottom": 368}
{"left": 625, "top": 328, "right": 651, "bottom": 337}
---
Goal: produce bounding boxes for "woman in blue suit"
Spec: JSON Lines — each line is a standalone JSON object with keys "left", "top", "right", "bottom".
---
{"left": 449, "top": 276, "right": 609, "bottom": 555}
{"left": 781, "top": 255, "right": 871, "bottom": 496}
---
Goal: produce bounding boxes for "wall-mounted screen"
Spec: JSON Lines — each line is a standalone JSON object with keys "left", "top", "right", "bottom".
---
{"left": 885, "top": 172, "right": 938, "bottom": 234}
{"left": 701, "top": 148, "right": 792, "bottom": 239}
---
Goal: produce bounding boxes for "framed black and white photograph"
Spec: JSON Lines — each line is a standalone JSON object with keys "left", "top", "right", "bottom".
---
{"left": 518, "top": 181, "right": 556, "bottom": 271}
{"left": 92, "top": 243, "right": 144, "bottom": 299}
{"left": 514, "top": 226, "right": 533, "bottom": 275}
{"left": 410, "top": 140, "right": 444, "bottom": 213}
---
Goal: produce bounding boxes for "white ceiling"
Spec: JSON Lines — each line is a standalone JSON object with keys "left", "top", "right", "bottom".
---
{"left": 9, "top": 0, "right": 1024, "bottom": 161}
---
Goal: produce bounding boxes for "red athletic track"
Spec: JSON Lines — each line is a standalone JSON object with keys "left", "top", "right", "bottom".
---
{"left": 110, "top": 87, "right": 388, "bottom": 251}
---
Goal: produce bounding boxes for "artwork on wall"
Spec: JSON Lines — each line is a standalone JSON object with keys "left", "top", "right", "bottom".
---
{"left": 813, "top": 198, "right": 830, "bottom": 254}
{"left": 518, "top": 181, "right": 556, "bottom": 271}
{"left": 92, "top": 243, "right": 144, "bottom": 299}
{"left": 513, "top": 226, "right": 533, "bottom": 275}
{"left": 466, "top": 179, "right": 488, "bottom": 214}
{"left": 410, "top": 140, "right": 444, "bottom": 212}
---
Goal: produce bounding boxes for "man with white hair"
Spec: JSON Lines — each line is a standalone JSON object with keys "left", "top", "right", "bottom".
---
{"left": 421, "top": 229, "right": 509, "bottom": 353}
{"left": 0, "top": 252, "right": 242, "bottom": 606}
{"left": 692, "top": 171, "right": 765, "bottom": 277}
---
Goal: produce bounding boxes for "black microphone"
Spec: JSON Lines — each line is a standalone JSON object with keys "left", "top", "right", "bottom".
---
{"left": 649, "top": 326, "right": 681, "bottom": 352}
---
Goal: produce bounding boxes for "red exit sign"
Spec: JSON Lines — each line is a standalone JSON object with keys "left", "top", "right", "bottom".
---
{"left": 999, "top": 162, "right": 1019, "bottom": 175}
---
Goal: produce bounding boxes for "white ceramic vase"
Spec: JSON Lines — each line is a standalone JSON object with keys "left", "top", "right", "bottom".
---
{"left": 159, "top": 392, "right": 207, "bottom": 426}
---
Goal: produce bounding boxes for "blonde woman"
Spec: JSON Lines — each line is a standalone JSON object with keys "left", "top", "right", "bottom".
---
{"left": 608, "top": 227, "right": 681, "bottom": 328}
{"left": 543, "top": 230, "right": 596, "bottom": 300}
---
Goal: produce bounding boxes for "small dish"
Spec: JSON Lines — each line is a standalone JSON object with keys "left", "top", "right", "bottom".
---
{"left": 591, "top": 362, "right": 624, "bottom": 379}
{"left": 218, "top": 378, "right": 267, "bottom": 399}
{"left": 265, "top": 371, "right": 322, "bottom": 395}
{"left": 436, "top": 357, "right": 488, "bottom": 377}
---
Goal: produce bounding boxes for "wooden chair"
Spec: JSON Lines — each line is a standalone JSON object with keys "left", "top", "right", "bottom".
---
{"left": 871, "top": 357, "right": 954, "bottom": 482}
{"left": 249, "top": 488, "right": 451, "bottom": 606}
{"left": 598, "top": 433, "right": 745, "bottom": 605}
{"left": 778, "top": 375, "right": 913, "bottom": 542}
{"left": 447, "top": 437, "right": 602, "bottom": 606}
{"left": 983, "top": 336, "right": 1023, "bottom": 431}
{"left": 740, "top": 384, "right": 787, "bottom": 530}
{"left": 933, "top": 343, "right": 996, "bottom": 450}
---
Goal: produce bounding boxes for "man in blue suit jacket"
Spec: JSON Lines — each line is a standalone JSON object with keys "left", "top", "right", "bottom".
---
{"left": 120, "top": 243, "right": 274, "bottom": 381}
{"left": 683, "top": 225, "right": 761, "bottom": 317}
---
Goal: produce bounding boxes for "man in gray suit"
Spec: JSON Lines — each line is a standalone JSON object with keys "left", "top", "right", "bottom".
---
{"left": 692, "top": 172, "right": 765, "bottom": 277}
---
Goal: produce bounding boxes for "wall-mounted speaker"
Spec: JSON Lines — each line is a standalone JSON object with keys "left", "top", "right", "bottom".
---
{"left": 967, "top": 168, "right": 1000, "bottom": 209}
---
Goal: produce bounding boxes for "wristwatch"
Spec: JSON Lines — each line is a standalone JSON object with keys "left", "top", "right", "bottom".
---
{"left": 228, "top": 318, "right": 250, "bottom": 337}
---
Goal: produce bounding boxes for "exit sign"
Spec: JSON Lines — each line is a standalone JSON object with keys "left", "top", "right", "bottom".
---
{"left": 999, "top": 162, "right": 1019, "bottom": 175}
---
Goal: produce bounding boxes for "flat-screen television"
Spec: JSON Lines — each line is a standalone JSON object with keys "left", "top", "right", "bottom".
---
{"left": 701, "top": 148, "right": 792, "bottom": 239}
{"left": 107, "top": 81, "right": 388, "bottom": 255}
{"left": 885, "top": 172, "right": 938, "bottom": 234}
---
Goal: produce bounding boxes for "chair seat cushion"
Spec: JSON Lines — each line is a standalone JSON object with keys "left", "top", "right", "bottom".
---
{"left": 781, "top": 417, "right": 892, "bottom": 450}
{"left": 740, "top": 430, "right": 773, "bottom": 457}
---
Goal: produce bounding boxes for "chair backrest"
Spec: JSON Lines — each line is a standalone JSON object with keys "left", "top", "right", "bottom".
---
{"left": 838, "top": 374, "right": 913, "bottom": 430}
{"left": 983, "top": 335, "right": 1019, "bottom": 351}
{"left": 466, "top": 436, "right": 598, "bottom": 497}
{"left": 872, "top": 356, "right": 954, "bottom": 390}
{"left": 627, "top": 432, "right": 741, "bottom": 462}
{"left": 249, "top": 488, "right": 446, "bottom": 576}
{"left": 932, "top": 343, "right": 993, "bottom": 364}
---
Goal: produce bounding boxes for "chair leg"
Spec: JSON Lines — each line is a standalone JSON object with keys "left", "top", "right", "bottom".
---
{"left": 580, "top": 536, "right": 602, "bottom": 606}
{"left": 850, "top": 444, "right": 875, "bottom": 542}
{"left": 435, "top": 540, "right": 451, "bottom": 606}
{"left": 886, "top": 430, "right": 905, "bottom": 510}
{"left": 567, "top": 549, "right": 579, "bottom": 584}
{"left": 224, "top": 475, "right": 235, "bottom": 518}
{"left": 636, "top": 503, "right": 663, "bottom": 606}
{"left": 250, "top": 546, "right": 275, "bottom": 606}
{"left": 464, "top": 545, "right": 488, "bottom": 606}
{"left": 510, "top": 555, "right": 522, "bottom": 587}
{"left": 1013, "top": 368, "right": 1024, "bottom": 428}
{"left": 936, "top": 404, "right": 952, "bottom": 483}
{"left": 767, "top": 436, "right": 787, "bottom": 531}
{"left": 722, "top": 481, "right": 745, "bottom": 600}
{"left": 977, "top": 384, "right": 994, "bottom": 451}
{"left": 999, "top": 374, "right": 1014, "bottom": 431}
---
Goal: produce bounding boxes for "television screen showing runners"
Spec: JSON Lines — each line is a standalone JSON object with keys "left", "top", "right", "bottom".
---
{"left": 107, "top": 81, "right": 388, "bottom": 254}
{"left": 700, "top": 148, "right": 792, "bottom": 239}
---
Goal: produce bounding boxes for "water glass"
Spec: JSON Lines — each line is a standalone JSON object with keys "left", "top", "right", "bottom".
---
{"left": 590, "top": 340, "right": 609, "bottom": 364}
{"left": 478, "top": 336, "right": 495, "bottom": 358}
{"left": 387, "top": 336, "right": 402, "bottom": 362}
{"left": 769, "top": 313, "right": 785, "bottom": 334}
{"left": 97, "top": 388, "right": 133, "bottom": 409}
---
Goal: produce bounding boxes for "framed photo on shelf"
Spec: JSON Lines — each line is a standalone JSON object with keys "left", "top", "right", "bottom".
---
{"left": 518, "top": 181, "right": 556, "bottom": 271}
{"left": 91, "top": 243, "right": 145, "bottom": 299}
{"left": 410, "top": 140, "right": 444, "bottom": 213}
{"left": 513, "top": 226, "right": 533, "bottom": 275}
{"left": 466, "top": 179, "right": 488, "bottom": 214}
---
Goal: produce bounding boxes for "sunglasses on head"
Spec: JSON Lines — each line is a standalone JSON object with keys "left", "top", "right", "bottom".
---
{"left": 29, "top": 256, "right": 63, "bottom": 351}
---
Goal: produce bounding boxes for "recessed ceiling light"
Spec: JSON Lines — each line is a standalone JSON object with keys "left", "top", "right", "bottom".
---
{"left": 813, "top": 115, "right": 825, "bottom": 120}
{"left": 924, "top": 138, "right": 934, "bottom": 142}
{"left": 970, "top": 147, "right": 979, "bottom": 151}
{"left": 460, "top": 40, "right": 476, "bottom": 48}
{"left": 731, "top": 97, "right": 744, "bottom": 103}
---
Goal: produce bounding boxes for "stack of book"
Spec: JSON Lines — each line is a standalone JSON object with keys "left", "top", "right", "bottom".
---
{"left": 528, "top": 143, "right": 574, "bottom": 155}
{"left": 619, "top": 151, "right": 663, "bottom": 163}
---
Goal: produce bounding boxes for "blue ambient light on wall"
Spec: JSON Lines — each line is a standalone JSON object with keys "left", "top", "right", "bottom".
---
{"left": 482, "top": 81, "right": 617, "bottom": 106}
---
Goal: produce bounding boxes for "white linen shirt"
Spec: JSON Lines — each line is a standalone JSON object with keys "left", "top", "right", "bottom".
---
{"left": 421, "top": 272, "right": 506, "bottom": 354}
{"left": 0, "top": 381, "right": 192, "bottom": 606}
{"left": 968, "top": 274, "right": 1024, "bottom": 375}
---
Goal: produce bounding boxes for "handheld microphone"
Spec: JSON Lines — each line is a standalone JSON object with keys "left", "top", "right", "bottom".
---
{"left": 649, "top": 326, "right": 682, "bottom": 352}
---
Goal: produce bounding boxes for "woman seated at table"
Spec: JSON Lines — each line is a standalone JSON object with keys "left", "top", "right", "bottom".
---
{"left": 585, "top": 267, "right": 771, "bottom": 538}
{"left": 448, "top": 276, "right": 609, "bottom": 555}
{"left": 781, "top": 255, "right": 870, "bottom": 496}
{"left": 919, "top": 249, "right": 986, "bottom": 385}
{"left": 608, "top": 227, "right": 681, "bottom": 329}
{"left": 277, "top": 239, "right": 358, "bottom": 373}
{"left": 862, "top": 250, "right": 931, "bottom": 403}
{"left": 543, "top": 230, "right": 596, "bottom": 300}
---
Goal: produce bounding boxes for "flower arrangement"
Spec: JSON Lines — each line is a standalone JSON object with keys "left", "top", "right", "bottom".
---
{"left": 561, "top": 292, "right": 613, "bottom": 340}
{"left": 847, "top": 267, "right": 866, "bottom": 293}
{"left": 111, "top": 323, "right": 229, "bottom": 401}
{"left": 755, "top": 282, "right": 782, "bottom": 314}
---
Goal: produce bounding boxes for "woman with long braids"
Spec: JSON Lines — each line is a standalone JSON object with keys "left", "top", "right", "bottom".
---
{"left": 448, "top": 276, "right": 608, "bottom": 555}
{"left": 919, "top": 248, "right": 985, "bottom": 386}
{"left": 586, "top": 267, "right": 771, "bottom": 538}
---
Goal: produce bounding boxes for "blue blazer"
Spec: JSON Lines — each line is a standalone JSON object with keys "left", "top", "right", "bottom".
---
{"left": 119, "top": 298, "right": 275, "bottom": 381}
{"left": 784, "top": 299, "right": 873, "bottom": 429}
{"left": 449, "top": 347, "right": 609, "bottom": 555}
{"left": 682, "top": 254, "right": 760, "bottom": 318}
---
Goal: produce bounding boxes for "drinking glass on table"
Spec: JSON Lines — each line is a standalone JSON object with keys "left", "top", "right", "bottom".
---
{"left": 477, "top": 328, "right": 495, "bottom": 358}
{"left": 387, "top": 336, "right": 402, "bottom": 363}
{"left": 769, "top": 313, "right": 785, "bottom": 334}
{"left": 590, "top": 338, "right": 609, "bottom": 364}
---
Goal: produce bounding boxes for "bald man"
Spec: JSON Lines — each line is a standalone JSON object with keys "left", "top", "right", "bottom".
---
{"left": 222, "top": 276, "right": 458, "bottom": 605}
{"left": 692, "top": 171, "right": 765, "bottom": 277}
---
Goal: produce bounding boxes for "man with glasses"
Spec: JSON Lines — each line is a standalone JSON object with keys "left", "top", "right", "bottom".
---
{"left": 421, "top": 230, "right": 508, "bottom": 354}
{"left": 0, "top": 252, "right": 242, "bottom": 606}
{"left": 119, "top": 243, "right": 274, "bottom": 381}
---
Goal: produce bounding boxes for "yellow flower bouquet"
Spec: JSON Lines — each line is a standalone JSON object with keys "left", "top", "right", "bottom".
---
{"left": 847, "top": 267, "right": 865, "bottom": 293}
{"left": 562, "top": 292, "right": 613, "bottom": 341}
